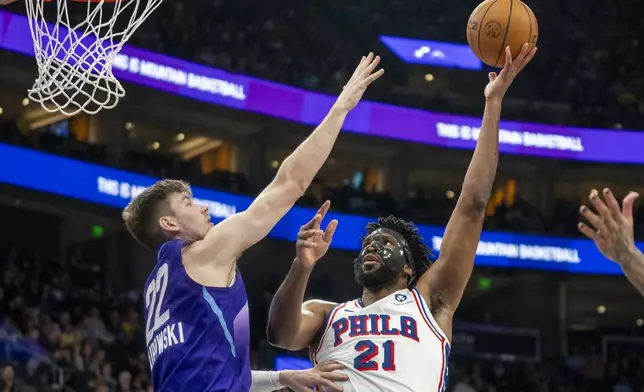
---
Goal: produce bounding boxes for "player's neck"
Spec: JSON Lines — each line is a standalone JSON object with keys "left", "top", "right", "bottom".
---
{"left": 361, "top": 285, "right": 403, "bottom": 307}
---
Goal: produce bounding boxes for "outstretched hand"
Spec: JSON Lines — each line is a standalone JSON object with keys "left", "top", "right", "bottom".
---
{"left": 484, "top": 43, "right": 537, "bottom": 101}
{"left": 334, "top": 53, "right": 385, "bottom": 112}
{"left": 296, "top": 200, "right": 338, "bottom": 268}
{"left": 578, "top": 188, "right": 640, "bottom": 264}
{"left": 279, "top": 361, "right": 348, "bottom": 392}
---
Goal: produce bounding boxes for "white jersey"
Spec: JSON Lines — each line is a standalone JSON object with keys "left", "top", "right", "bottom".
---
{"left": 311, "top": 288, "right": 450, "bottom": 392}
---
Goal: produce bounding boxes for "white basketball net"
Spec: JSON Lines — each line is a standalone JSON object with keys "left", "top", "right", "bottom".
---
{"left": 24, "top": 0, "right": 163, "bottom": 115}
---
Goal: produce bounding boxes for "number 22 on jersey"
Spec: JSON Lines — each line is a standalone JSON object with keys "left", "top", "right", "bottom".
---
{"left": 354, "top": 340, "right": 396, "bottom": 371}
{"left": 145, "top": 263, "right": 171, "bottom": 345}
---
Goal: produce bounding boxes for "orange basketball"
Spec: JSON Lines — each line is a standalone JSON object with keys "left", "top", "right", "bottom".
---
{"left": 466, "top": 0, "right": 538, "bottom": 68}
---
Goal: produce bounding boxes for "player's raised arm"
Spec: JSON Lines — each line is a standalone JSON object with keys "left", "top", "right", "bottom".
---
{"left": 417, "top": 45, "right": 537, "bottom": 318}
{"left": 267, "top": 202, "right": 338, "bottom": 350}
{"left": 187, "top": 55, "right": 383, "bottom": 269}
{"left": 579, "top": 189, "right": 644, "bottom": 297}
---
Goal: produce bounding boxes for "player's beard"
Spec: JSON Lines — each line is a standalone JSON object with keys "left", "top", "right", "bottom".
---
{"left": 354, "top": 259, "right": 400, "bottom": 289}
{"left": 353, "top": 241, "right": 409, "bottom": 290}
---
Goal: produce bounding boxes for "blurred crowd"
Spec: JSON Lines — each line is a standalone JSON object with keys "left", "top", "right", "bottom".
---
{"left": 128, "top": 0, "right": 644, "bottom": 130}
{"left": 0, "top": 243, "right": 151, "bottom": 392}
{"left": 7, "top": 0, "right": 644, "bottom": 130}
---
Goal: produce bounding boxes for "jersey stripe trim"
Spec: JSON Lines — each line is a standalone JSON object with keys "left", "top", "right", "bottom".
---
{"left": 410, "top": 288, "right": 450, "bottom": 344}
{"left": 312, "top": 303, "right": 347, "bottom": 363}
{"left": 410, "top": 288, "right": 450, "bottom": 392}
{"left": 202, "top": 286, "right": 237, "bottom": 358}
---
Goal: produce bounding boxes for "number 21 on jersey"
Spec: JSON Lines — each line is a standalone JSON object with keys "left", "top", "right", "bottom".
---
{"left": 354, "top": 340, "right": 396, "bottom": 371}
{"left": 145, "top": 263, "right": 171, "bottom": 345}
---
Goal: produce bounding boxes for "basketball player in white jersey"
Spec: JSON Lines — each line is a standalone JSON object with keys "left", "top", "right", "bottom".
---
{"left": 266, "top": 44, "right": 536, "bottom": 392}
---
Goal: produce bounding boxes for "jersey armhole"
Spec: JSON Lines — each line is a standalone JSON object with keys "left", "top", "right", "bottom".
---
{"left": 309, "top": 304, "right": 336, "bottom": 350}
{"left": 309, "top": 302, "right": 346, "bottom": 364}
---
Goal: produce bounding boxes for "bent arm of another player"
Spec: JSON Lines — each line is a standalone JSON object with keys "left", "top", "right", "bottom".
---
{"left": 416, "top": 45, "right": 537, "bottom": 325}
{"left": 267, "top": 202, "right": 338, "bottom": 350}
{"left": 579, "top": 188, "right": 644, "bottom": 297}
{"left": 250, "top": 361, "right": 347, "bottom": 392}
{"left": 186, "top": 55, "right": 384, "bottom": 272}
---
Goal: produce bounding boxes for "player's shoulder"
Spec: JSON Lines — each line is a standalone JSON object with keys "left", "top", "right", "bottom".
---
{"left": 303, "top": 299, "right": 338, "bottom": 319}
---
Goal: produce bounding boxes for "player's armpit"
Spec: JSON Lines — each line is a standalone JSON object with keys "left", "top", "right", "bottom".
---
{"left": 267, "top": 300, "right": 335, "bottom": 351}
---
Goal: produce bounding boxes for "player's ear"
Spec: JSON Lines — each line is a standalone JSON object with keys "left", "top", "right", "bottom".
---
{"left": 402, "top": 265, "right": 413, "bottom": 278}
{"left": 159, "top": 215, "right": 180, "bottom": 233}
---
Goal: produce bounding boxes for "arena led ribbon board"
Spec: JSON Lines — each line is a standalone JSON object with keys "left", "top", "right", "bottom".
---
{"left": 0, "top": 142, "right": 635, "bottom": 276}
{"left": 0, "top": 10, "right": 639, "bottom": 164}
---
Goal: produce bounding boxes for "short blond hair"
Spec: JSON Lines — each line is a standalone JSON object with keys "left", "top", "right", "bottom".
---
{"left": 122, "top": 179, "right": 191, "bottom": 250}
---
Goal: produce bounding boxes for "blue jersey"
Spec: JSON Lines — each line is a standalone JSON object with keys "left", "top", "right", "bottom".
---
{"left": 144, "top": 239, "right": 251, "bottom": 392}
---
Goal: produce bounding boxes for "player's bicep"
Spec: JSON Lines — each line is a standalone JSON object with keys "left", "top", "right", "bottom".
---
{"left": 193, "top": 178, "right": 304, "bottom": 266}
{"left": 287, "top": 300, "right": 333, "bottom": 351}
{"left": 421, "top": 199, "right": 485, "bottom": 312}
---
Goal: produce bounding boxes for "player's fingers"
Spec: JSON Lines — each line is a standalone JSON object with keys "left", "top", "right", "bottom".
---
{"left": 297, "top": 229, "right": 324, "bottom": 239}
{"left": 348, "top": 56, "right": 367, "bottom": 82}
{"left": 317, "top": 371, "right": 349, "bottom": 382}
{"left": 356, "top": 52, "right": 374, "bottom": 75}
{"left": 488, "top": 72, "right": 497, "bottom": 82}
{"left": 323, "top": 219, "right": 339, "bottom": 243}
{"left": 622, "top": 191, "right": 639, "bottom": 221}
{"left": 503, "top": 46, "right": 512, "bottom": 70}
{"left": 300, "top": 214, "right": 321, "bottom": 230}
{"left": 602, "top": 188, "right": 623, "bottom": 222}
{"left": 314, "top": 361, "right": 345, "bottom": 372}
{"left": 316, "top": 377, "right": 344, "bottom": 392}
{"left": 579, "top": 205, "right": 605, "bottom": 233}
{"left": 360, "top": 55, "right": 381, "bottom": 79}
{"left": 515, "top": 43, "right": 528, "bottom": 62}
{"left": 362, "top": 68, "right": 385, "bottom": 86}
{"left": 316, "top": 200, "right": 331, "bottom": 220}
{"left": 518, "top": 47, "right": 537, "bottom": 71}
{"left": 589, "top": 189, "right": 613, "bottom": 221}
{"left": 578, "top": 222, "right": 600, "bottom": 242}
{"left": 297, "top": 240, "right": 318, "bottom": 248}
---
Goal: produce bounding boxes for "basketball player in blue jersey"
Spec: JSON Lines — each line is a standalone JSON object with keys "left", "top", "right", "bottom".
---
{"left": 266, "top": 45, "right": 537, "bottom": 392}
{"left": 121, "top": 53, "right": 384, "bottom": 392}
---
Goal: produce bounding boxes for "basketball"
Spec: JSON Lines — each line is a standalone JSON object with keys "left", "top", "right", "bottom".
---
{"left": 466, "top": 0, "right": 538, "bottom": 67}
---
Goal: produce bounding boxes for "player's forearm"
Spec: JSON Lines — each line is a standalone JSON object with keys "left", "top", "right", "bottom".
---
{"left": 276, "top": 106, "right": 348, "bottom": 193}
{"left": 618, "top": 248, "right": 644, "bottom": 297}
{"left": 460, "top": 98, "right": 502, "bottom": 209}
{"left": 250, "top": 370, "right": 282, "bottom": 392}
{"left": 266, "top": 259, "right": 312, "bottom": 347}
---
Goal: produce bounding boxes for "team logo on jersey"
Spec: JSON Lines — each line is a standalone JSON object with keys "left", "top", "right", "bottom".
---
{"left": 395, "top": 294, "right": 407, "bottom": 302}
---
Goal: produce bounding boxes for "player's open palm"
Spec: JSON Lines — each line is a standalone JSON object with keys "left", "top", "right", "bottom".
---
{"left": 578, "top": 188, "right": 639, "bottom": 263}
{"left": 296, "top": 200, "right": 338, "bottom": 268}
{"left": 484, "top": 43, "right": 537, "bottom": 101}
{"left": 334, "top": 53, "right": 385, "bottom": 112}
{"left": 280, "top": 361, "right": 348, "bottom": 392}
